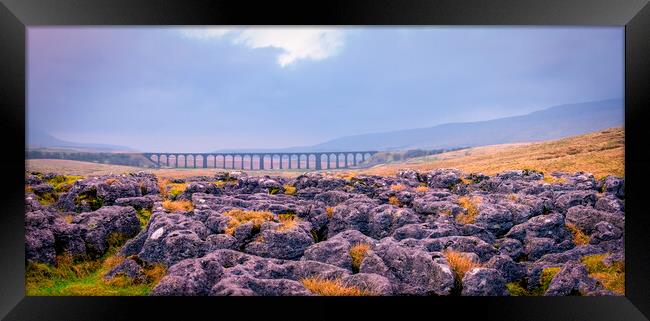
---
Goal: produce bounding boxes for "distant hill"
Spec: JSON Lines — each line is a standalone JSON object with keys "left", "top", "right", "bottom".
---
{"left": 302, "top": 99, "right": 623, "bottom": 152}
{"left": 27, "top": 129, "right": 136, "bottom": 152}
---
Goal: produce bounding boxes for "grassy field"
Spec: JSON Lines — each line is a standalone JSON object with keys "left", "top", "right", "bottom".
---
{"left": 25, "top": 159, "right": 310, "bottom": 179}
{"left": 359, "top": 127, "right": 623, "bottom": 179}
{"left": 26, "top": 127, "right": 624, "bottom": 180}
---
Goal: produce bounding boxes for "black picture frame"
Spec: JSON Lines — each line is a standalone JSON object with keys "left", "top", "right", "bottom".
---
{"left": 1, "top": 0, "right": 649, "bottom": 320}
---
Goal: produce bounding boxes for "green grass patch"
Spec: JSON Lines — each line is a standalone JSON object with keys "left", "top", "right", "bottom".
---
{"left": 26, "top": 265, "right": 153, "bottom": 296}
{"left": 136, "top": 208, "right": 153, "bottom": 229}
{"left": 506, "top": 281, "right": 530, "bottom": 296}
{"left": 505, "top": 266, "right": 561, "bottom": 296}
{"left": 26, "top": 233, "right": 165, "bottom": 296}
{"left": 167, "top": 183, "right": 188, "bottom": 198}
{"left": 212, "top": 179, "right": 238, "bottom": 189}
{"left": 46, "top": 175, "right": 83, "bottom": 193}
{"left": 36, "top": 192, "right": 58, "bottom": 206}
{"left": 538, "top": 267, "right": 561, "bottom": 295}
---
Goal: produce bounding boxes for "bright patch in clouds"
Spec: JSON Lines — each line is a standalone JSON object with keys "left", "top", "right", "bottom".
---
{"left": 181, "top": 27, "right": 344, "bottom": 67}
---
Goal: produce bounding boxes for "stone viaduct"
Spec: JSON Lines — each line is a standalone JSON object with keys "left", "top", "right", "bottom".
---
{"left": 142, "top": 151, "right": 378, "bottom": 170}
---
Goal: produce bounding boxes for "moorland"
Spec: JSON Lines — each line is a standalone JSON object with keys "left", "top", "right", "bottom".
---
{"left": 24, "top": 128, "right": 625, "bottom": 296}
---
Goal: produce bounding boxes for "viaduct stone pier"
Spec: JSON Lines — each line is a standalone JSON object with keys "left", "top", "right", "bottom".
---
{"left": 142, "top": 151, "right": 379, "bottom": 170}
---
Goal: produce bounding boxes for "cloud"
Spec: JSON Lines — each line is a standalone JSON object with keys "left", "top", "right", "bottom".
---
{"left": 180, "top": 27, "right": 344, "bottom": 67}
{"left": 180, "top": 28, "right": 231, "bottom": 40}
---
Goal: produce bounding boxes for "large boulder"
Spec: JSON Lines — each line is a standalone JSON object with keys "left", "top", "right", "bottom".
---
{"left": 314, "top": 191, "right": 353, "bottom": 206}
{"left": 422, "top": 169, "right": 462, "bottom": 189}
{"left": 485, "top": 255, "right": 526, "bottom": 282}
{"left": 523, "top": 237, "right": 572, "bottom": 261}
{"left": 25, "top": 223, "right": 56, "bottom": 264}
{"left": 180, "top": 182, "right": 222, "bottom": 199}
{"left": 25, "top": 210, "right": 88, "bottom": 264}
{"left": 103, "top": 258, "right": 146, "bottom": 283}
{"left": 57, "top": 173, "right": 159, "bottom": 212}
{"left": 244, "top": 222, "right": 315, "bottom": 260}
{"left": 545, "top": 261, "right": 602, "bottom": 296}
{"left": 419, "top": 236, "right": 498, "bottom": 262}
{"left": 119, "top": 212, "right": 209, "bottom": 266}
{"left": 601, "top": 176, "right": 624, "bottom": 199}
{"left": 411, "top": 198, "right": 460, "bottom": 216}
{"left": 73, "top": 206, "right": 140, "bottom": 257}
{"left": 537, "top": 245, "right": 604, "bottom": 265}
{"left": 461, "top": 268, "right": 508, "bottom": 296}
{"left": 392, "top": 223, "right": 435, "bottom": 240}
{"left": 494, "top": 238, "right": 524, "bottom": 260}
{"left": 302, "top": 230, "right": 378, "bottom": 271}
{"left": 554, "top": 190, "right": 597, "bottom": 212}
{"left": 328, "top": 203, "right": 418, "bottom": 239}
{"left": 114, "top": 196, "right": 157, "bottom": 210}
{"left": 565, "top": 206, "right": 624, "bottom": 234}
{"left": 505, "top": 213, "right": 571, "bottom": 243}
{"left": 589, "top": 221, "right": 623, "bottom": 244}
{"left": 474, "top": 202, "right": 514, "bottom": 236}
{"left": 151, "top": 250, "right": 350, "bottom": 296}
{"left": 211, "top": 275, "right": 312, "bottom": 296}
{"left": 360, "top": 238, "right": 454, "bottom": 295}
{"left": 342, "top": 273, "right": 393, "bottom": 296}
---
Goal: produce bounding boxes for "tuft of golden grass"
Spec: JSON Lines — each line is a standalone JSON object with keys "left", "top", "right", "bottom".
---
{"left": 455, "top": 196, "right": 481, "bottom": 224}
{"left": 349, "top": 243, "right": 370, "bottom": 273}
{"left": 543, "top": 175, "right": 568, "bottom": 184}
{"left": 142, "top": 264, "right": 167, "bottom": 285}
{"left": 443, "top": 249, "right": 482, "bottom": 281}
{"left": 581, "top": 253, "right": 624, "bottom": 295}
{"left": 277, "top": 213, "right": 299, "bottom": 232}
{"left": 390, "top": 184, "right": 406, "bottom": 191}
{"left": 157, "top": 178, "right": 171, "bottom": 198}
{"left": 283, "top": 184, "right": 297, "bottom": 195}
{"left": 105, "top": 178, "right": 119, "bottom": 185}
{"left": 223, "top": 209, "right": 275, "bottom": 235}
{"left": 103, "top": 255, "right": 124, "bottom": 267}
{"left": 460, "top": 178, "right": 473, "bottom": 185}
{"left": 507, "top": 194, "right": 519, "bottom": 202}
{"left": 566, "top": 223, "right": 590, "bottom": 246}
{"left": 325, "top": 207, "right": 335, "bottom": 218}
{"left": 388, "top": 196, "right": 401, "bottom": 207}
{"left": 301, "top": 277, "right": 371, "bottom": 296}
{"left": 63, "top": 214, "right": 74, "bottom": 224}
{"left": 162, "top": 199, "right": 193, "bottom": 212}
{"left": 414, "top": 185, "right": 429, "bottom": 193}
{"left": 334, "top": 171, "right": 358, "bottom": 181}
{"left": 360, "top": 127, "right": 624, "bottom": 180}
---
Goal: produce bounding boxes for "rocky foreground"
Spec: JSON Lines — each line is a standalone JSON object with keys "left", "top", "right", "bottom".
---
{"left": 25, "top": 169, "right": 625, "bottom": 296}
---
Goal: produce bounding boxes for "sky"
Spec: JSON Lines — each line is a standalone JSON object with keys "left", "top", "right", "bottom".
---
{"left": 27, "top": 26, "right": 624, "bottom": 152}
